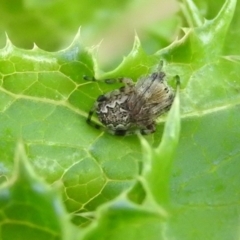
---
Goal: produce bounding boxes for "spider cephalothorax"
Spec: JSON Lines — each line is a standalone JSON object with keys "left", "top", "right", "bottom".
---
{"left": 86, "top": 63, "right": 179, "bottom": 136}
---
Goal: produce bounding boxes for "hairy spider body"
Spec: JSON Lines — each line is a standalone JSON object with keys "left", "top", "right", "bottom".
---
{"left": 86, "top": 66, "right": 177, "bottom": 136}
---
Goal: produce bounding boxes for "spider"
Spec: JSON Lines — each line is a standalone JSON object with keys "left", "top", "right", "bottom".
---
{"left": 84, "top": 62, "right": 179, "bottom": 136}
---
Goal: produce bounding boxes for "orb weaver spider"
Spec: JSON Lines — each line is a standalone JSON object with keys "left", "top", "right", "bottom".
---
{"left": 84, "top": 62, "right": 180, "bottom": 136}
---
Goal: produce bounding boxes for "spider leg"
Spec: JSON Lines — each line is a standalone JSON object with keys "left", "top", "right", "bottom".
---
{"left": 109, "top": 128, "right": 138, "bottom": 136}
{"left": 83, "top": 75, "right": 96, "bottom": 81}
{"left": 86, "top": 114, "right": 105, "bottom": 131}
{"left": 105, "top": 77, "right": 134, "bottom": 87}
{"left": 83, "top": 74, "right": 135, "bottom": 94}
{"left": 175, "top": 75, "right": 181, "bottom": 87}
{"left": 86, "top": 106, "right": 95, "bottom": 124}
{"left": 83, "top": 75, "right": 134, "bottom": 86}
{"left": 86, "top": 103, "right": 104, "bottom": 131}
{"left": 110, "top": 129, "right": 127, "bottom": 136}
{"left": 157, "top": 60, "right": 164, "bottom": 72}
{"left": 140, "top": 123, "right": 156, "bottom": 135}
{"left": 110, "top": 123, "right": 156, "bottom": 136}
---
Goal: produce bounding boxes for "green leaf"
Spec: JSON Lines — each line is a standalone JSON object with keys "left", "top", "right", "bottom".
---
{"left": 0, "top": 0, "right": 240, "bottom": 239}
{"left": 152, "top": 0, "right": 240, "bottom": 239}
{"left": 0, "top": 31, "right": 156, "bottom": 226}
{"left": 81, "top": 195, "right": 168, "bottom": 240}
{"left": 0, "top": 142, "right": 77, "bottom": 240}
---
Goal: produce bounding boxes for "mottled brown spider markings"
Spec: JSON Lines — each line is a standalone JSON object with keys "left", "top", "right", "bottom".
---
{"left": 85, "top": 63, "right": 179, "bottom": 136}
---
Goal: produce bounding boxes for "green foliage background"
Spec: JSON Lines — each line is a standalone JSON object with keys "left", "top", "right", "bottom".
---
{"left": 0, "top": 0, "right": 239, "bottom": 239}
